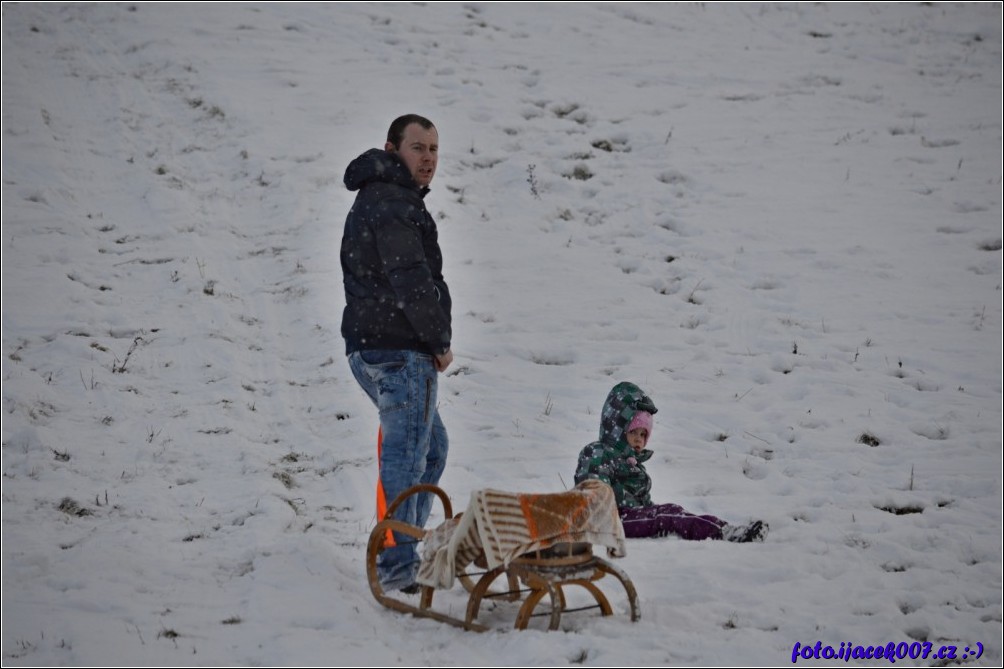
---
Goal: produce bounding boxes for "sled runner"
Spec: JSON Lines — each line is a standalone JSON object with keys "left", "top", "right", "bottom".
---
{"left": 365, "top": 481, "right": 640, "bottom": 631}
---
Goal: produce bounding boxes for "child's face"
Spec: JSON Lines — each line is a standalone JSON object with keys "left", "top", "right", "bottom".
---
{"left": 625, "top": 428, "right": 649, "bottom": 452}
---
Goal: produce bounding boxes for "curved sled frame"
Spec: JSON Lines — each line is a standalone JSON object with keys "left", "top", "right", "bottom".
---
{"left": 365, "top": 484, "right": 640, "bottom": 632}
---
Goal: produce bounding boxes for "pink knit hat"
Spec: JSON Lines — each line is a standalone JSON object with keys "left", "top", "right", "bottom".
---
{"left": 626, "top": 411, "right": 653, "bottom": 435}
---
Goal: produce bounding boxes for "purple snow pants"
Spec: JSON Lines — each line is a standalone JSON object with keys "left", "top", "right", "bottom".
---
{"left": 619, "top": 504, "right": 726, "bottom": 541}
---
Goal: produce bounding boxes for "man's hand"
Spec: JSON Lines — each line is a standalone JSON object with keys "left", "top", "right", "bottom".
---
{"left": 434, "top": 349, "right": 453, "bottom": 373}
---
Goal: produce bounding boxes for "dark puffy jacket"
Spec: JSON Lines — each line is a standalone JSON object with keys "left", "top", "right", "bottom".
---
{"left": 574, "top": 382, "right": 659, "bottom": 508}
{"left": 340, "top": 148, "right": 452, "bottom": 356}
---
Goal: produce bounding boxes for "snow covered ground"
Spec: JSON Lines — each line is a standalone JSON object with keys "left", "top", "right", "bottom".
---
{"left": 2, "top": 2, "right": 1001, "bottom": 665}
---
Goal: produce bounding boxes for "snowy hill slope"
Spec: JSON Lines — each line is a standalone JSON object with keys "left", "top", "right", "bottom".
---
{"left": 2, "top": 3, "right": 1001, "bottom": 665}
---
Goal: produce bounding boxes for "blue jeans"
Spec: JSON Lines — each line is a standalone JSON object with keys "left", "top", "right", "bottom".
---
{"left": 348, "top": 349, "right": 448, "bottom": 590}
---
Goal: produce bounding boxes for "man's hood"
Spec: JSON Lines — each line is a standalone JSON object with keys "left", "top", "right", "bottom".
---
{"left": 343, "top": 148, "right": 422, "bottom": 193}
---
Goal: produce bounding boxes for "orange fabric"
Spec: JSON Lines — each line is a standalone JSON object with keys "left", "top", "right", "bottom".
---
{"left": 376, "top": 427, "right": 395, "bottom": 547}
{"left": 519, "top": 492, "right": 590, "bottom": 541}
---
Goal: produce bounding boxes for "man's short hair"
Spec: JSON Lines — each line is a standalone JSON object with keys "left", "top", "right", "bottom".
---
{"left": 386, "top": 114, "right": 435, "bottom": 150}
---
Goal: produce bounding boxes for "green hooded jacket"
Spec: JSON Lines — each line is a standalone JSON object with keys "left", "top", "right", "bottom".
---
{"left": 574, "top": 382, "right": 658, "bottom": 508}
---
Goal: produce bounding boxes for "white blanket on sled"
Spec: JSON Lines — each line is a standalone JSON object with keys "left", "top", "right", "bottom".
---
{"left": 416, "top": 479, "right": 626, "bottom": 589}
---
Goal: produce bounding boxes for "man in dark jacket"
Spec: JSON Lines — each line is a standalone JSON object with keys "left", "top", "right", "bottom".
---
{"left": 341, "top": 114, "right": 453, "bottom": 592}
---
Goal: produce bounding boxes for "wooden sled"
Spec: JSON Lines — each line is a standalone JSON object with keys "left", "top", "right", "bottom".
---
{"left": 366, "top": 484, "right": 640, "bottom": 632}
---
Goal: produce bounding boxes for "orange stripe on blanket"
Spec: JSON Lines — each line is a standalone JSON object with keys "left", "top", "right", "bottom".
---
{"left": 519, "top": 492, "right": 591, "bottom": 541}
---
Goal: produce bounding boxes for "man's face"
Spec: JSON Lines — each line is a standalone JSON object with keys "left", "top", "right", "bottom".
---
{"left": 387, "top": 123, "right": 438, "bottom": 188}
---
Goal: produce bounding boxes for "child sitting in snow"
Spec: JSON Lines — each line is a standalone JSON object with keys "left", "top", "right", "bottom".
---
{"left": 574, "top": 381, "right": 768, "bottom": 543}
